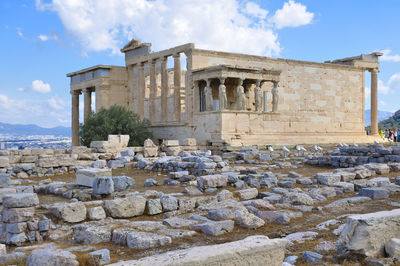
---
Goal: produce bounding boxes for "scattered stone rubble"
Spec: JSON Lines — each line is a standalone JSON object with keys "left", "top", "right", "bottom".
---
{"left": 0, "top": 140, "right": 400, "bottom": 265}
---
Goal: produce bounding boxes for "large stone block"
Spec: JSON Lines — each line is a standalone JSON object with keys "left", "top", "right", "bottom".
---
{"left": 76, "top": 168, "right": 112, "bottom": 187}
{"left": 164, "top": 140, "right": 179, "bottom": 147}
{"left": 50, "top": 202, "right": 86, "bottom": 223}
{"left": 183, "top": 138, "right": 197, "bottom": 146}
{"left": 315, "top": 172, "right": 341, "bottom": 186}
{"left": 198, "top": 174, "right": 228, "bottom": 189}
{"left": 92, "top": 176, "right": 114, "bottom": 195}
{"left": 27, "top": 248, "right": 79, "bottom": 266}
{"left": 2, "top": 193, "right": 39, "bottom": 208}
{"left": 235, "top": 188, "right": 258, "bottom": 201}
{"left": 73, "top": 224, "right": 112, "bottom": 244}
{"left": 0, "top": 157, "right": 10, "bottom": 168}
{"left": 108, "top": 235, "right": 286, "bottom": 266}
{"left": 126, "top": 232, "right": 172, "bottom": 249}
{"left": 104, "top": 196, "right": 146, "bottom": 218}
{"left": 2, "top": 207, "right": 35, "bottom": 223}
{"left": 0, "top": 173, "right": 11, "bottom": 187}
{"left": 337, "top": 209, "right": 400, "bottom": 257}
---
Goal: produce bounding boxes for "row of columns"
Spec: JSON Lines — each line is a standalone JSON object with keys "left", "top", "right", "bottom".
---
{"left": 200, "top": 78, "right": 279, "bottom": 112}
{"left": 132, "top": 53, "right": 182, "bottom": 124}
{"left": 71, "top": 88, "right": 94, "bottom": 146}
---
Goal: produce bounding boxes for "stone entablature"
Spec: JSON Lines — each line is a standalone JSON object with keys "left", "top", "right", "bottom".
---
{"left": 68, "top": 40, "right": 383, "bottom": 146}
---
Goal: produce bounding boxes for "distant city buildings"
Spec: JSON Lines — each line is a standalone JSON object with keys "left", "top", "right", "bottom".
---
{"left": 0, "top": 134, "right": 71, "bottom": 150}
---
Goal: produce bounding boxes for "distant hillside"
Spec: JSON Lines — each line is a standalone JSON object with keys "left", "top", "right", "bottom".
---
{"left": 0, "top": 122, "right": 71, "bottom": 136}
{"left": 378, "top": 110, "right": 400, "bottom": 129}
{"left": 365, "top": 109, "right": 393, "bottom": 126}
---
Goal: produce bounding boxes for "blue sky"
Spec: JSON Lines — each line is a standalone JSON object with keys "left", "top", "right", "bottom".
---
{"left": 0, "top": 0, "right": 399, "bottom": 127}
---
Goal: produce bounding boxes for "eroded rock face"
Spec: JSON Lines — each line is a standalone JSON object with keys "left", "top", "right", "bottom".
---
{"left": 27, "top": 248, "right": 79, "bottom": 266}
{"left": 104, "top": 196, "right": 146, "bottom": 218}
{"left": 336, "top": 209, "right": 400, "bottom": 258}
{"left": 197, "top": 174, "right": 228, "bottom": 189}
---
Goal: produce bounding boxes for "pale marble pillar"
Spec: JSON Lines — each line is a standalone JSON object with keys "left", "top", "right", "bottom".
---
{"left": 272, "top": 81, "right": 279, "bottom": 113}
{"left": 83, "top": 88, "right": 92, "bottom": 123}
{"left": 184, "top": 50, "right": 193, "bottom": 122}
{"left": 218, "top": 77, "right": 227, "bottom": 110}
{"left": 205, "top": 79, "right": 213, "bottom": 111}
{"left": 161, "top": 56, "right": 168, "bottom": 123}
{"left": 236, "top": 78, "right": 246, "bottom": 110}
{"left": 173, "top": 53, "right": 181, "bottom": 122}
{"left": 137, "top": 62, "right": 145, "bottom": 118}
{"left": 370, "top": 69, "right": 378, "bottom": 135}
{"left": 254, "top": 80, "right": 262, "bottom": 112}
{"left": 149, "top": 59, "right": 157, "bottom": 123}
{"left": 71, "top": 90, "right": 81, "bottom": 146}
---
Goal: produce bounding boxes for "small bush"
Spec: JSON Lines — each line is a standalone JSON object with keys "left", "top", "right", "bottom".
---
{"left": 80, "top": 105, "right": 152, "bottom": 147}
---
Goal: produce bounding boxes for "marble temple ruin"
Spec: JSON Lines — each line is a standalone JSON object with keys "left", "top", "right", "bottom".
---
{"left": 67, "top": 40, "right": 382, "bottom": 146}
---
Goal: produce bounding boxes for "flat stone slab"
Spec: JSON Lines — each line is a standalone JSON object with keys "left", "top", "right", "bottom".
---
{"left": 337, "top": 209, "right": 400, "bottom": 257}
{"left": 126, "top": 232, "right": 172, "bottom": 249}
{"left": 108, "top": 235, "right": 286, "bottom": 266}
{"left": 76, "top": 168, "right": 112, "bottom": 187}
{"left": 190, "top": 220, "right": 234, "bottom": 236}
{"left": 2, "top": 193, "right": 39, "bottom": 208}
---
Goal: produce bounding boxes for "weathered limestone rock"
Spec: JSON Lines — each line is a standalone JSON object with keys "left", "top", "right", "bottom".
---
{"left": 104, "top": 196, "right": 146, "bottom": 218}
{"left": 385, "top": 238, "right": 400, "bottom": 258}
{"left": 0, "top": 157, "right": 9, "bottom": 168}
{"left": 6, "top": 222, "right": 27, "bottom": 233}
{"left": 165, "top": 140, "right": 179, "bottom": 146}
{"left": 158, "top": 229, "right": 197, "bottom": 239}
{"left": 0, "top": 188, "right": 16, "bottom": 203}
{"left": 3, "top": 193, "right": 39, "bottom": 208}
{"left": 236, "top": 188, "right": 258, "bottom": 201}
{"left": 315, "top": 172, "right": 341, "bottom": 185}
{"left": 27, "top": 248, "right": 79, "bottom": 266}
{"left": 357, "top": 187, "right": 389, "bottom": 199}
{"left": 198, "top": 174, "right": 228, "bottom": 189}
{"left": 337, "top": 209, "right": 400, "bottom": 257}
{"left": 0, "top": 252, "right": 26, "bottom": 265}
{"left": 2, "top": 207, "right": 35, "bottom": 223}
{"left": 87, "top": 207, "right": 106, "bottom": 221}
{"left": 91, "top": 159, "right": 107, "bottom": 169}
{"left": 160, "top": 195, "right": 178, "bottom": 211}
{"left": 0, "top": 173, "right": 11, "bottom": 187}
{"left": 88, "top": 249, "right": 110, "bottom": 265}
{"left": 76, "top": 168, "right": 112, "bottom": 187}
{"left": 302, "top": 251, "right": 323, "bottom": 264}
{"left": 235, "top": 210, "right": 265, "bottom": 229}
{"left": 190, "top": 220, "right": 234, "bottom": 236}
{"left": 0, "top": 244, "right": 5, "bottom": 255}
{"left": 126, "top": 232, "right": 172, "bottom": 249}
{"left": 108, "top": 235, "right": 286, "bottom": 266}
{"left": 364, "top": 163, "right": 390, "bottom": 175}
{"left": 6, "top": 232, "right": 27, "bottom": 245}
{"left": 73, "top": 224, "right": 112, "bottom": 244}
{"left": 108, "top": 160, "right": 125, "bottom": 169}
{"left": 146, "top": 199, "right": 162, "bottom": 215}
{"left": 50, "top": 202, "right": 86, "bottom": 223}
{"left": 92, "top": 176, "right": 114, "bottom": 195}
{"left": 112, "top": 176, "right": 135, "bottom": 191}
{"left": 183, "top": 138, "right": 197, "bottom": 146}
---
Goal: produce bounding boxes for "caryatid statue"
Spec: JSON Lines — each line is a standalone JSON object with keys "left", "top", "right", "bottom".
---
{"left": 236, "top": 78, "right": 246, "bottom": 110}
{"left": 272, "top": 81, "right": 279, "bottom": 112}
{"left": 205, "top": 79, "right": 214, "bottom": 111}
{"left": 218, "top": 77, "right": 227, "bottom": 110}
{"left": 254, "top": 79, "right": 262, "bottom": 112}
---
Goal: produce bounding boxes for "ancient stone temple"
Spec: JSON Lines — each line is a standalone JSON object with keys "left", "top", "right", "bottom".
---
{"left": 67, "top": 39, "right": 382, "bottom": 146}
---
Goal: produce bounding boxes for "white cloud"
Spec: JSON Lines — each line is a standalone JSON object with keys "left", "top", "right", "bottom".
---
{"left": 31, "top": 80, "right": 51, "bottom": 94}
{"left": 380, "top": 100, "right": 386, "bottom": 106}
{"left": 381, "top": 49, "right": 400, "bottom": 62}
{"left": 17, "top": 87, "right": 24, "bottom": 92}
{"left": 38, "top": 34, "right": 59, "bottom": 42}
{"left": 35, "top": 0, "right": 288, "bottom": 56}
{"left": 244, "top": 2, "right": 268, "bottom": 19}
{"left": 0, "top": 94, "right": 10, "bottom": 107}
{"left": 388, "top": 73, "right": 400, "bottom": 91}
{"left": 16, "top": 27, "right": 24, "bottom": 38}
{"left": 48, "top": 97, "right": 66, "bottom": 110}
{"left": 270, "top": 0, "right": 314, "bottom": 29}
{"left": 378, "top": 79, "right": 390, "bottom": 95}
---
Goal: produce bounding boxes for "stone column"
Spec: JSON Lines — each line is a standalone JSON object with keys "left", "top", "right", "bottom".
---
{"left": 161, "top": 56, "right": 168, "bottom": 123}
{"left": 149, "top": 59, "right": 157, "bottom": 123}
{"left": 71, "top": 90, "right": 81, "bottom": 146}
{"left": 236, "top": 78, "right": 246, "bottom": 110}
{"left": 184, "top": 50, "right": 193, "bottom": 122}
{"left": 272, "top": 81, "right": 279, "bottom": 113}
{"left": 131, "top": 64, "right": 138, "bottom": 114}
{"left": 173, "top": 53, "right": 181, "bottom": 122}
{"left": 205, "top": 79, "right": 213, "bottom": 111}
{"left": 370, "top": 69, "right": 378, "bottom": 135}
{"left": 218, "top": 77, "right": 227, "bottom": 110}
{"left": 83, "top": 88, "right": 92, "bottom": 123}
{"left": 137, "top": 62, "right": 145, "bottom": 118}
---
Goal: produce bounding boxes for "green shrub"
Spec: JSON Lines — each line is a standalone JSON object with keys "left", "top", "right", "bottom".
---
{"left": 80, "top": 105, "right": 152, "bottom": 147}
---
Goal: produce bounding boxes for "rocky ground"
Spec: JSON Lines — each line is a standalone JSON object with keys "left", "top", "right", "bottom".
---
{"left": 1, "top": 142, "right": 400, "bottom": 265}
